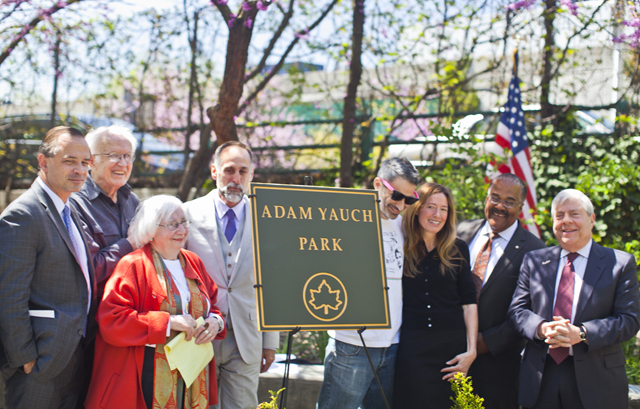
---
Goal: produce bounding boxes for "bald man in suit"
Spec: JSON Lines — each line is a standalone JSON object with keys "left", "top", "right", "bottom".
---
{"left": 458, "top": 174, "right": 545, "bottom": 409}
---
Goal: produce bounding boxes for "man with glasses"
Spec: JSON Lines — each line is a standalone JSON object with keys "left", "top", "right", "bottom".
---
{"left": 69, "top": 125, "right": 140, "bottom": 407}
{"left": 457, "top": 173, "right": 545, "bottom": 409}
{"left": 317, "top": 157, "right": 420, "bottom": 409}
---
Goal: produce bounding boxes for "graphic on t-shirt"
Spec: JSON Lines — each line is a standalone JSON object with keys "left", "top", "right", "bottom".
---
{"left": 383, "top": 230, "right": 403, "bottom": 279}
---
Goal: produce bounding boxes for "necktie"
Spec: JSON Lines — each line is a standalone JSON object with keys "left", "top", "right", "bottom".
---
{"left": 471, "top": 232, "right": 495, "bottom": 300}
{"left": 549, "top": 252, "right": 579, "bottom": 364}
{"left": 225, "top": 209, "right": 237, "bottom": 243}
{"left": 62, "top": 205, "right": 81, "bottom": 259}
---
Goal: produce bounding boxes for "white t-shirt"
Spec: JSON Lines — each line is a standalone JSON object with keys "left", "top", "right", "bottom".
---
{"left": 331, "top": 215, "right": 404, "bottom": 348}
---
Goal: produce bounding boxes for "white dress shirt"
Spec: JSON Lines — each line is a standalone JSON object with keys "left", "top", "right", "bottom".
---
{"left": 468, "top": 220, "right": 518, "bottom": 286}
{"left": 37, "top": 177, "right": 91, "bottom": 314}
{"left": 213, "top": 191, "right": 245, "bottom": 237}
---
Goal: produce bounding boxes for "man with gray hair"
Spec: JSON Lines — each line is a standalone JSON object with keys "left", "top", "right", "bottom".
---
{"left": 69, "top": 125, "right": 140, "bottom": 407}
{"left": 318, "top": 157, "right": 420, "bottom": 409}
{"left": 508, "top": 188, "right": 640, "bottom": 409}
{"left": 184, "top": 141, "right": 279, "bottom": 409}
{"left": 70, "top": 125, "right": 140, "bottom": 299}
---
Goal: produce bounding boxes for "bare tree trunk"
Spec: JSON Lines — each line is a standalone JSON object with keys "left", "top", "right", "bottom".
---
{"left": 207, "top": 7, "right": 259, "bottom": 145}
{"left": 540, "top": 0, "right": 556, "bottom": 122}
{"left": 50, "top": 33, "right": 62, "bottom": 129}
{"left": 184, "top": 10, "right": 200, "bottom": 168}
{"left": 177, "top": 122, "right": 214, "bottom": 201}
{"left": 339, "top": 0, "right": 365, "bottom": 188}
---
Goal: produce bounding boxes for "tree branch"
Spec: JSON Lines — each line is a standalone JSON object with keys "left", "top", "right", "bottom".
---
{"left": 238, "top": 0, "right": 339, "bottom": 115}
{"left": 0, "top": 0, "right": 84, "bottom": 67}
{"left": 244, "top": 0, "right": 295, "bottom": 83}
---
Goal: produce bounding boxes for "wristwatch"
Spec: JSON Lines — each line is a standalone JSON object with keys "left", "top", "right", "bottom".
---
{"left": 579, "top": 325, "right": 588, "bottom": 343}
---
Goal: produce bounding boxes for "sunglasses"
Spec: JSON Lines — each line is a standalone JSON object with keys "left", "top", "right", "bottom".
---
{"left": 380, "top": 178, "right": 419, "bottom": 205}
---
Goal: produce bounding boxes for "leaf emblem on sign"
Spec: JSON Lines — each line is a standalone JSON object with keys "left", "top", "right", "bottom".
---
{"left": 308, "top": 279, "right": 343, "bottom": 315}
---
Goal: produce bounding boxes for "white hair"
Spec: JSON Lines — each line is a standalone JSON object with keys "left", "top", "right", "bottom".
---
{"left": 551, "top": 189, "right": 594, "bottom": 217}
{"left": 85, "top": 125, "right": 138, "bottom": 154}
{"left": 128, "top": 195, "right": 183, "bottom": 248}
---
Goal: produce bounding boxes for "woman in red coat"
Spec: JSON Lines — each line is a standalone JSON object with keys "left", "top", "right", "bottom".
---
{"left": 85, "top": 195, "right": 227, "bottom": 409}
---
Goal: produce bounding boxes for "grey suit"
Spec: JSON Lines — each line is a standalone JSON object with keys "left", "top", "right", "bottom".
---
{"left": 0, "top": 180, "right": 96, "bottom": 408}
{"left": 508, "top": 243, "right": 640, "bottom": 409}
{"left": 458, "top": 219, "right": 544, "bottom": 409}
{"left": 184, "top": 190, "right": 278, "bottom": 408}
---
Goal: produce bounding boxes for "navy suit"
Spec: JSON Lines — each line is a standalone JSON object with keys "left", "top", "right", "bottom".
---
{"left": 458, "top": 219, "right": 544, "bottom": 409}
{"left": 508, "top": 242, "right": 640, "bottom": 409}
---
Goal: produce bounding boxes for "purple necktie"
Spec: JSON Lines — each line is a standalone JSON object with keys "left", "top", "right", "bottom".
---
{"left": 549, "top": 252, "right": 579, "bottom": 364}
{"left": 225, "top": 209, "right": 237, "bottom": 243}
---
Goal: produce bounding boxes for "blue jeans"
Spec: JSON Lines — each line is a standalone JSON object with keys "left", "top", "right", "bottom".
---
{"left": 317, "top": 338, "right": 398, "bottom": 409}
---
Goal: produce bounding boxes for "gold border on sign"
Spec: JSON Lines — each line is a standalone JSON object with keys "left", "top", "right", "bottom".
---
{"left": 251, "top": 183, "right": 389, "bottom": 330}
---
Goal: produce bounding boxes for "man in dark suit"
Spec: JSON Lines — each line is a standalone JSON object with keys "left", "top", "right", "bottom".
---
{"left": 458, "top": 173, "right": 545, "bottom": 409}
{"left": 508, "top": 188, "right": 640, "bottom": 409}
{"left": 0, "top": 126, "right": 96, "bottom": 409}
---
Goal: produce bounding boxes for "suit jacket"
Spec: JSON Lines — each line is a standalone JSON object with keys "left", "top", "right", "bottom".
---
{"left": 184, "top": 190, "right": 279, "bottom": 365}
{"left": 508, "top": 243, "right": 640, "bottom": 409}
{"left": 0, "top": 180, "right": 97, "bottom": 383}
{"left": 459, "top": 219, "right": 545, "bottom": 388}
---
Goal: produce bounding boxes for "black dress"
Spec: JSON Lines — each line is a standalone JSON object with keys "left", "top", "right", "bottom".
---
{"left": 393, "top": 239, "right": 476, "bottom": 409}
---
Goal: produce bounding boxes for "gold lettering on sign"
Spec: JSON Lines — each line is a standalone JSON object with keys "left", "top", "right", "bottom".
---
{"left": 332, "top": 238, "right": 343, "bottom": 251}
{"left": 318, "top": 208, "right": 327, "bottom": 220}
{"left": 329, "top": 209, "right": 338, "bottom": 221}
{"left": 298, "top": 237, "right": 344, "bottom": 251}
{"left": 299, "top": 207, "right": 312, "bottom": 219}
{"left": 262, "top": 205, "right": 273, "bottom": 218}
{"left": 287, "top": 206, "right": 297, "bottom": 219}
{"left": 351, "top": 209, "right": 361, "bottom": 222}
{"left": 308, "top": 238, "right": 318, "bottom": 251}
{"left": 275, "top": 205, "right": 285, "bottom": 218}
{"left": 321, "top": 238, "right": 330, "bottom": 251}
{"left": 299, "top": 237, "right": 308, "bottom": 250}
{"left": 339, "top": 209, "right": 350, "bottom": 221}
{"left": 362, "top": 210, "right": 373, "bottom": 222}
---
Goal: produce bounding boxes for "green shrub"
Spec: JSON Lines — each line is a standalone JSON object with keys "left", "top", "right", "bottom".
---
{"left": 450, "top": 372, "right": 485, "bottom": 409}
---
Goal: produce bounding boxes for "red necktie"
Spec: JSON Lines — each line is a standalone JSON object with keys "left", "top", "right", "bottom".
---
{"left": 549, "top": 252, "right": 579, "bottom": 364}
{"left": 471, "top": 233, "right": 495, "bottom": 301}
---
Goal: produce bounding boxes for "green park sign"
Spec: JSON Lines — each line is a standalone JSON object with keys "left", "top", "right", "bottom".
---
{"left": 249, "top": 183, "right": 391, "bottom": 331}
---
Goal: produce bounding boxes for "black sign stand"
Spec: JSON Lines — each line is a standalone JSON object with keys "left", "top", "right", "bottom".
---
{"left": 279, "top": 326, "right": 301, "bottom": 409}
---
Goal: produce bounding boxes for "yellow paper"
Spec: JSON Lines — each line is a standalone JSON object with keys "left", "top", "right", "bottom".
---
{"left": 164, "top": 317, "right": 214, "bottom": 387}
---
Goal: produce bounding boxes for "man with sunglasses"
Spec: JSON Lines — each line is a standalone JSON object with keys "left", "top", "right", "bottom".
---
{"left": 457, "top": 173, "right": 545, "bottom": 409}
{"left": 318, "top": 157, "right": 419, "bottom": 409}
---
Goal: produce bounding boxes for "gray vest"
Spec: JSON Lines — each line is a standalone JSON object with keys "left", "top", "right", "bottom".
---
{"left": 215, "top": 209, "right": 246, "bottom": 328}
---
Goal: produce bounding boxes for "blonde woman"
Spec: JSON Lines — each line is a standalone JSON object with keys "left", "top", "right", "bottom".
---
{"left": 393, "top": 183, "right": 478, "bottom": 408}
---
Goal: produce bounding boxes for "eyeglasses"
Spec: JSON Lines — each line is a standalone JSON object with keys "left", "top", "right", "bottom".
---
{"left": 488, "top": 195, "right": 522, "bottom": 209}
{"left": 94, "top": 152, "right": 135, "bottom": 163}
{"left": 380, "top": 178, "right": 419, "bottom": 205}
{"left": 158, "top": 219, "right": 191, "bottom": 231}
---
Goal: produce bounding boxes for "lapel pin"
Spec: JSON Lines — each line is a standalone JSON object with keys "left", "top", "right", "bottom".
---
{"left": 542, "top": 260, "right": 551, "bottom": 265}
{"left": 515, "top": 245, "right": 520, "bottom": 249}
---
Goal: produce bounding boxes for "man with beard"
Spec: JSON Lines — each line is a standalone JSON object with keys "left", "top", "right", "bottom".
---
{"left": 317, "top": 158, "right": 420, "bottom": 409}
{"left": 184, "top": 141, "right": 279, "bottom": 409}
{"left": 457, "top": 173, "right": 545, "bottom": 409}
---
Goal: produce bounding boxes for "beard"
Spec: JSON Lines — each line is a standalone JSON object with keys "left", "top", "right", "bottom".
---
{"left": 219, "top": 182, "right": 245, "bottom": 203}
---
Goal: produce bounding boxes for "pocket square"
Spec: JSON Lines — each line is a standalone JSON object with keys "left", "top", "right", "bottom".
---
{"left": 542, "top": 260, "right": 551, "bottom": 265}
{"left": 29, "top": 310, "right": 55, "bottom": 318}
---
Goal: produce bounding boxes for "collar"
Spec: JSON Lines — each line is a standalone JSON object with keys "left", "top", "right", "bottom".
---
{"left": 561, "top": 239, "right": 593, "bottom": 260}
{"left": 481, "top": 219, "right": 518, "bottom": 242}
{"left": 213, "top": 190, "right": 246, "bottom": 221}
{"left": 37, "top": 177, "right": 66, "bottom": 214}
{"left": 83, "top": 173, "right": 132, "bottom": 201}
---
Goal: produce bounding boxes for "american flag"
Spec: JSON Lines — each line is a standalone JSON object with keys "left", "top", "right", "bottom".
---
{"left": 492, "top": 53, "right": 541, "bottom": 238}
